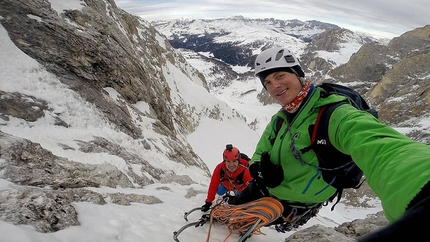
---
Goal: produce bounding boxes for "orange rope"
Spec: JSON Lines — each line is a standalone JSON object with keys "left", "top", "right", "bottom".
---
{"left": 205, "top": 197, "right": 284, "bottom": 242}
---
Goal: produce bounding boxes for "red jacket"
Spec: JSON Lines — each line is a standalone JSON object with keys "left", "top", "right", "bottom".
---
{"left": 205, "top": 158, "right": 252, "bottom": 203}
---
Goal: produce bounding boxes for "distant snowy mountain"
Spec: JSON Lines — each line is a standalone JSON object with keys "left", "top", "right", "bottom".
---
{"left": 153, "top": 17, "right": 430, "bottom": 144}
{"left": 153, "top": 16, "right": 382, "bottom": 85}
{"left": 151, "top": 16, "right": 388, "bottom": 131}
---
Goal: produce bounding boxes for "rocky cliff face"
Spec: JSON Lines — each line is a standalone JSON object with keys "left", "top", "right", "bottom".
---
{"left": 0, "top": 0, "right": 244, "bottom": 232}
{"left": 301, "top": 28, "right": 376, "bottom": 81}
{"left": 0, "top": 0, "right": 211, "bottom": 137}
{"left": 284, "top": 211, "right": 388, "bottom": 242}
{"left": 328, "top": 25, "right": 430, "bottom": 143}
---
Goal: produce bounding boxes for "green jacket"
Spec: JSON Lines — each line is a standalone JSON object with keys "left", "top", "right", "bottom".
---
{"left": 252, "top": 86, "right": 430, "bottom": 222}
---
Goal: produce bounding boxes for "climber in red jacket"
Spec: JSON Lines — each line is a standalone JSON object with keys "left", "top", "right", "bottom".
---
{"left": 200, "top": 144, "right": 253, "bottom": 212}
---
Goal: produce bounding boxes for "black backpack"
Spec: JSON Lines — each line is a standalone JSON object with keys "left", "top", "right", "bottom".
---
{"left": 239, "top": 153, "right": 251, "bottom": 164}
{"left": 272, "top": 82, "right": 378, "bottom": 210}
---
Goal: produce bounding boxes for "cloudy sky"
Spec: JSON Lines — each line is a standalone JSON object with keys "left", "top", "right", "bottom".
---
{"left": 114, "top": 0, "right": 430, "bottom": 38}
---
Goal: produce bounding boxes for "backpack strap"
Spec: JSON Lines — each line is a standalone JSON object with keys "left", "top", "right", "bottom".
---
{"left": 302, "top": 101, "right": 364, "bottom": 210}
{"left": 219, "top": 168, "right": 225, "bottom": 182}
{"left": 312, "top": 102, "right": 345, "bottom": 211}
{"left": 311, "top": 106, "right": 327, "bottom": 143}
{"left": 301, "top": 101, "right": 353, "bottom": 169}
{"left": 220, "top": 166, "right": 247, "bottom": 185}
{"left": 270, "top": 116, "right": 284, "bottom": 145}
{"left": 300, "top": 105, "right": 329, "bottom": 156}
{"left": 236, "top": 169, "right": 245, "bottom": 185}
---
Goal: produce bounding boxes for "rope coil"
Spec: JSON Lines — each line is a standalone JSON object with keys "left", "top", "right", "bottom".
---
{"left": 206, "top": 197, "right": 284, "bottom": 241}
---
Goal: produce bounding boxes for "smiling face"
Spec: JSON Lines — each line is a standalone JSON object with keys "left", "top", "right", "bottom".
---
{"left": 225, "top": 159, "right": 239, "bottom": 173}
{"left": 263, "top": 71, "right": 302, "bottom": 106}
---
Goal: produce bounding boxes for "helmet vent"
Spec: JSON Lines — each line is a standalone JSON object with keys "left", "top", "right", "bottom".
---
{"left": 265, "top": 57, "right": 272, "bottom": 63}
{"left": 284, "top": 55, "right": 296, "bottom": 63}
{"left": 275, "top": 49, "right": 284, "bottom": 60}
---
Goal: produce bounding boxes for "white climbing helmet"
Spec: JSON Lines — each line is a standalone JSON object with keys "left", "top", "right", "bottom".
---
{"left": 254, "top": 47, "right": 305, "bottom": 85}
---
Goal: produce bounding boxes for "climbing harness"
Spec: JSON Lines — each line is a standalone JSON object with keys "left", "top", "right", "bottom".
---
{"left": 274, "top": 205, "right": 321, "bottom": 233}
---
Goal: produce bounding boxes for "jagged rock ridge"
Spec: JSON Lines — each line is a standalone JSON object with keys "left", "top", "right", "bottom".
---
{"left": 0, "top": 0, "right": 244, "bottom": 233}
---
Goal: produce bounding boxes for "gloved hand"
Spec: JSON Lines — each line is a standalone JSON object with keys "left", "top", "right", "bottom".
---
{"left": 275, "top": 222, "right": 292, "bottom": 233}
{"left": 228, "top": 179, "right": 270, "bottom": 205}
{"left": 222, "top": 191, "right": 235, "bottom": 202}
{"left": 249, "top": 151, "right": 284, "bottom": 188}
{"left": 201, "top": 202, "right": 212, "bottom": 212}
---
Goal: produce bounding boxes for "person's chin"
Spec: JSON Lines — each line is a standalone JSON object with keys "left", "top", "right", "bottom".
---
{"left": 278, "top": 98, "right": 291, "bottom": 105}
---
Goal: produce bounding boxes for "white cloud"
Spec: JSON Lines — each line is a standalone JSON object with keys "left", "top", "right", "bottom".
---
{"left": 115, "top": 0, "right": 430, "bottom": 38}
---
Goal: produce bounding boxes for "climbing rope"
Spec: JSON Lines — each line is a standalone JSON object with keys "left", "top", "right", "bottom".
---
{"left": 205, "top": 197, "right": 284, "bottom": 242}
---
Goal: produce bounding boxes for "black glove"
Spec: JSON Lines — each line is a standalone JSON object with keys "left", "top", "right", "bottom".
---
{"left": 275, "top": 222, "right": 292, "bottom": 233}
{"left": 201, "top": 202, "right": 212, "bottom": 212}
{"left": 249, "top": 151, "right": 284, "bottom": 188}
{"left": 228, "top": 179, "right": 269, "bottom": 205}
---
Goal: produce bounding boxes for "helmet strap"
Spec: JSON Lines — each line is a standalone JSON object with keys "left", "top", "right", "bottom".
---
{"left": 299, "top": 77, "right": 306, "bottom": 86}
{"left": 287, "top": 68, "right": 306, "bottom": 86}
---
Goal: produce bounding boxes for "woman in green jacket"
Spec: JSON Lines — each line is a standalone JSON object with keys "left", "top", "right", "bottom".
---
{"left": 234, "top": 46, "right": 430, "bottom": 238}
